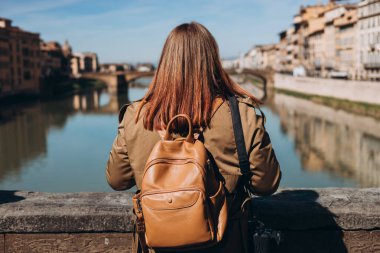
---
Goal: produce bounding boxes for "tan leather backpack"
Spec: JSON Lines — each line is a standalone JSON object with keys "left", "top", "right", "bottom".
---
{"left": 132, "top": 114, "right": 228, "bottom": 252}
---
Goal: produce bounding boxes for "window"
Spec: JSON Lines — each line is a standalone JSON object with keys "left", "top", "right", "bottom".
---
{"left": 22, "top": 48, "right": 29, "bottom": 56}
{"left": 23, "top": 71, "right": 31, "bottom": 80}
{"left": 0, "top": 47, "right": 7, "bottom": 56}
{"left": 0, "top": 61, "right": 8, "bottom": 69}
{"left": 23, "top": 59, "right": 30, "bottom": 68}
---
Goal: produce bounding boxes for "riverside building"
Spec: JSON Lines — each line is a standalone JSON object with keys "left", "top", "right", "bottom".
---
{"left": 40, "top": 40, "right": 72, "bottom": 78}
{"left": 71, "top": 52, "right": 99, "bottom": 76}
{"left": 358, "top": 0, "right": 380, "bottom": 80}
{"left": 334, "top": 8, "right": 358, "bottom": 79}
{"left": 0, "top": 18, "right": 41, "bottom": 98}
{"left": 274, "top": 1, "right": 360, "bottom": 79}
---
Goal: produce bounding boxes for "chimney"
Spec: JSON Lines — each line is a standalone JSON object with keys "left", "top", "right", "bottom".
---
{"left": 0, "top": 18, "right": 12, "bottom": 28}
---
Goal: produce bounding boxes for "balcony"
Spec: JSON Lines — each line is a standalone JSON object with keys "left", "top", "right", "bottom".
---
{"left": 325, "top": 60, "right": 335, "bottom": 70}
{"left": 364, "top": 62, "right": 380, "bottom": 68}
{"left": 364, "top": 55, "right": 380, "bottom": 68}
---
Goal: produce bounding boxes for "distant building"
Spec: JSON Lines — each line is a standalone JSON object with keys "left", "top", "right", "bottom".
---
{"left": 81, "top": 52, "right": 98, "bottom": 72}
{"left": 307, "top": 10, "right": 328, "bottom": 77}
{"left": 99, "top": 63, "right": 134, "bottom": 73}
{"left": 0, "top": 18, "right": 41, "bottom": 97}
{"left": 239, "top": 44, "right": 278, "bottom": 70}
{"left": 301, "top": 3, "right": 358, "bottom": 78}
{"left": 221, "top": 58, "right": 239, "bottom": 69}
{"left": 136, "top": 63, "right": 155, "bottom": 72}
{"left": 229, "top": 0, "right": 379, "bottom": 81}
{"left": 62, "top": 40, "right": 72, "bottom": 58}
{"left": 293, "top": 4, "right": 329, "bottom": 72}
{"left": 324, "top": 5, "right": 348, "bottom": 74}
{"left": 70, "top": 55, "right": 80, "bottom": 76}
{"left": 277, "top": 4, "right": 330, "bottom": 74}
{"left": 276, "top": 2, "right": 361, "bottom": 78}
{"left": 278, "top": 30, "right": 289, "bottom": 73}
{"left": 277, "top": 27, "right": 298, "bottom": 73}
{"left": 123, "top": 63, "right": 135, "bottom": 71}
{"left": 358, "top": 0, "right": 380, "bottom": 80}
{"left": 70, "top": 52, "right": 99, "bottom": 76}
{"left": 100, "top": 63, "right": 122, "bottom": 73}
{"left": 334, "top": 8, "right": 358, "bottom": 79}
{"left": 40, "top": 40, "right": 71, "bottom": 78}
{"left": 240, "top": 46, "right": 262, "bottom": 69}
{"left": 260, "top": 44, "right": 279, "bottom": 70}
{"left": 278, "top": 2, "right": 337, "bottom": 76}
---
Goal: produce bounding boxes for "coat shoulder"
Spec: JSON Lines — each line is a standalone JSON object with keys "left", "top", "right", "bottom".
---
{"left": 118, "top": 100, "right": 143, "bottom": 123}
{"left": 213, "top": 96, "right": 262, "bottom": 120}
{"left": 236, "top": 96, "right": 266, "bottom": 126}
{"left": 237, "top": 96, "right": 258, "bottom": 108}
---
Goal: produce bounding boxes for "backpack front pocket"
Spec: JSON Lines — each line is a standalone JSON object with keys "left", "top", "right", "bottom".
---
{"left": 141, "top": 189, "right": 214, "bottom": 248}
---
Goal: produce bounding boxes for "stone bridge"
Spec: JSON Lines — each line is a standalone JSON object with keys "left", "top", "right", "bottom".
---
{"left": 81, "top": 68, "right": 272, "bottom": 98}
{"left": 227, "top": 68, "right": 276, "bottom": 101}
{"left": 81, "top": 71, "right": 155, "bottom": 93}
{"left": 0, "top": 188, "right": 379, "bottom": 252}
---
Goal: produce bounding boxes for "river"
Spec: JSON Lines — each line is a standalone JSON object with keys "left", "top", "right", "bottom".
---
{"left": 0, "top": 76, "right": 379, "bottom": 192}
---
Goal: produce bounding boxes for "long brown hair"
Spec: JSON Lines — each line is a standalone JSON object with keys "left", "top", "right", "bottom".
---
{"left": 137, "top": 22, "right": 259, "bottom": 131}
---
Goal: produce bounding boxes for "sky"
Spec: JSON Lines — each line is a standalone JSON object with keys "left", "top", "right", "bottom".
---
{"left": 1, "top": 0, "right": 328, "bottom": 64}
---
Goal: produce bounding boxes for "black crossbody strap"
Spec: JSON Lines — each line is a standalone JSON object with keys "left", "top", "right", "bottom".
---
{"left": 228, "top": 95, "right": 250, "bottom": 175}
{"left": 228, "top": 95, "right": 255, "bottom": 198}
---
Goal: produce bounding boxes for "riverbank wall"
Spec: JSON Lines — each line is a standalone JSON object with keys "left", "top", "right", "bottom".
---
{"left": 274, "top": 74, "right": 380, "bottom": 105}
{"left": 0, "top": 188, "right": 379, "bottom": 252}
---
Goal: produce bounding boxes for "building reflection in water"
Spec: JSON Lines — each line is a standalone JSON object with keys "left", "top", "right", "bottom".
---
{"left": 271, "top": 93, "right": 380, "bottom": 187}
{"left": 0, "top": 89, "right": 129, "bottom": 186}
{"left": 0, "top": 104, "right": 47, "bottom": 183}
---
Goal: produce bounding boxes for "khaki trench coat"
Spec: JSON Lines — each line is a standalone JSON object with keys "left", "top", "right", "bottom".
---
{"left": 106, "top": 96, "right": 281, "bottom": 253}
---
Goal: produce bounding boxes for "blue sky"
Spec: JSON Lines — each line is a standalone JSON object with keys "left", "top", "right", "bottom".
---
{"left": 1, "top": 0, "right": 326, "bottom": 63}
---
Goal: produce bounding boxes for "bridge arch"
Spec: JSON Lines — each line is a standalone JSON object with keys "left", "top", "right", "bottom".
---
{"left": 125, "top": 71, "right": 154, "bottom": 83}
{"left": 79, "top": 71, "right": 155, "bottom": 93}
{"left": 227, "top": 68, "right": 275, "bottom": 101}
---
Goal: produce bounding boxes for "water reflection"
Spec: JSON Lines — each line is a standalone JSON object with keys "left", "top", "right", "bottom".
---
{"left": 0, "top": 78, "right": 379, "bottom": 192}
{"left": 71, "top": 90, "right": 129, "bottom": 113}
{"left": 0, "top": 89, "right": 130, "bottom": 191}
{"left": 271, "top": 93, "right": 380, "bottom": 187}
{"left": 0, "top": 104, "right": 47, "bottom": 183}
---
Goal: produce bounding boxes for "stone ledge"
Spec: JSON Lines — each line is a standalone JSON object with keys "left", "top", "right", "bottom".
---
{"left": 0, "top": 191, "right": 134, "bottom": 233}
{"left": 0, "top": 188, "right": 379, "bottom": 233}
